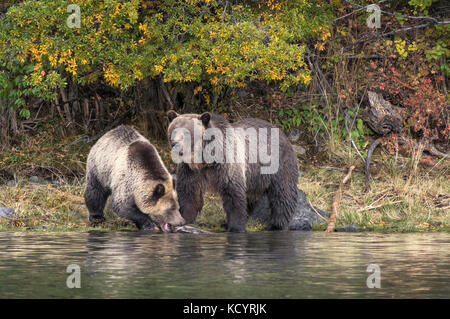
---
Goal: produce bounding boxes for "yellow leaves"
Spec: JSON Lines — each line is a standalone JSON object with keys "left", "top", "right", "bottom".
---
{"left": 138, "top": 23, "right": 152, "bottom": 43}
{"left": 66, "top": 58, "right": 78, "bottom": 76}
{"left": 58, "top": 50, "right": 72, "bottom": 65}
{"left": 194, "top": 85, "right": 202, "bottom": 95}
{"left": 30, "top": 70, "right": 43, "bottom": 86}
{"left": 240, "top": 41, "right": 253, "bottom": 60}
{"left": 395, "top": 38, "right": 408, "bottom": 58}
{"left": 206, "top": 65, "right": 215, "bottom": 74}
{"left": 114, "top": 4, "right": 121, "bottom": 16}
{"left": 139, "top": 23, "right": 149, "bottom": 33}
{"left": 103, "top": 63, "right": 120, "bottom": 86}
{"left": 314, "top": 42, "right": 325, "bottom": 51}
{"left": 48, "top": 53, "right": 58, "bottom": 67}
{"left": 94, "top": 13, "right": 103, "bottom": 22}
{"left": 313, "top": 28, "right": 331, "bottom": 51}
{"left": 154, "top": 64, "right": 164, "bottom": 74}
{"left": 210, "top": 76, "right": 219, "bottom": 86}
{"left": 408, "top": 41, "right": 418, "bottom": 52}
{"left": 259, "top": 0, "right": 282, "bottom": 11}
{"left": 40, "top": 44, "right": 48, "bottom": 56}
{"left": 321, "top": 30, "right": 331, "bottom": 41}
{"left": 192, "top": 58, "right": 200, "bottom": 65}
{"left": 269, "top": 70, "right": 284, "bottom": 80}
{"left": 236, "top": 80, "right": 245, "bottom": 88}
{"left": 30, "top": 46, "right": 41, "bottom": 61}
{"left": 216, "top": 65, "right": 228, "bottom": 74}
{"left": 203, "top": 92, "right": 210, "bottom": 105}
{"left": 301, "top": 73, "right": 311, "bottom": 84}
{"left": 133, "top": 69, "right": 143, "bottom": 81}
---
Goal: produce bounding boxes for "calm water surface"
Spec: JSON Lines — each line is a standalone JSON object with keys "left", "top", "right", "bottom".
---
{"left": 0, "top": 231, "right": 448, "bottom": 298}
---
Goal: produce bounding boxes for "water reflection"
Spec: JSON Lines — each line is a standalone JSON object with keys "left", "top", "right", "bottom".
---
{"left": 0, "top": 231, "right": 448, "bottom": 298}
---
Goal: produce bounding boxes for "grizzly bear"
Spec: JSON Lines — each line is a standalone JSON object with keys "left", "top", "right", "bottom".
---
{"left": 167, "top": 111, "right": 299, "bottom": 232}
{"left": 84, "top": 125, "right": 185, "bottom": 231}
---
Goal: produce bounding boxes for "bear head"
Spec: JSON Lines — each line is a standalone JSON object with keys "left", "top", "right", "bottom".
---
{"left": 134, "top": 178, "right": 185, "bottom": 232}
{"left": 167, "top": 111, "right": 220, "bottom": 170}
{"left": 129, "top": 141, "right": 185, "bottom": 232}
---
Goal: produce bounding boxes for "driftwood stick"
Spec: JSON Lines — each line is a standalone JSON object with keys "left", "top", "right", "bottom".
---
{"left": 363, "top": 137, "right": 382, "bottom": 193}
{"left": 325, "top": 165, "right": 356, "bottom": 233}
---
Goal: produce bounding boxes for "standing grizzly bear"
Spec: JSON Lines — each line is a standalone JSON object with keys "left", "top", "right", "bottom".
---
{"left": 84, "top": 125, "right": 185, "bottom": 231}
{"left": 167, "top": 111, "right": 299, "bottom": 232}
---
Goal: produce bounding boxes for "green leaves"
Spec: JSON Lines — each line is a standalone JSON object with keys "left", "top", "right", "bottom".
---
{"left": 0, "top": 0, "right": 332, "bottom": 110}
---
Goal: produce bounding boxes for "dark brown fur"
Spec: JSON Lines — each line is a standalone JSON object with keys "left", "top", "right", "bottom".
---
{"left": 128, "top": 141, "right": 169, "bottom": 181}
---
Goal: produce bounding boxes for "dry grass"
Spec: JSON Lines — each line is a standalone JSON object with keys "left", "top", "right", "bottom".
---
{"left": 0, "top": 180, "right": 135, "bottom": 231}
{"left": 299, "top": 141, "right": 450, "bottom": 232}
{"left": 0, "top": 124, "right": 448, "bottom": 233}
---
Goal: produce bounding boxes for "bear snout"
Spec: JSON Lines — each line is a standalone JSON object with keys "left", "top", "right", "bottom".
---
{"left": 171, "top": 141, "right": 183, "bottom": 156}
{"left": 165, "top": 210, "right": 185, "bottom": 227}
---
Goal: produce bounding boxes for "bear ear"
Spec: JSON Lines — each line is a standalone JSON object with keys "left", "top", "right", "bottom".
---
{"left": 153, "top": 183, "right": 165, "bottom": 199}
{"left": 167, "top": 110, "right": 179, "bottom": 122}
{"left": 200, "top": 112, "right": 211, "bottom": 127}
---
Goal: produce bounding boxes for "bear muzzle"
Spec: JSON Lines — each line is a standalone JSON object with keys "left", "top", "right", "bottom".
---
{"left": 171, "top": 141, "right": 183, "bottom": 156}
{"left": 159, "top": 212, "right": 185, "bottom": 233}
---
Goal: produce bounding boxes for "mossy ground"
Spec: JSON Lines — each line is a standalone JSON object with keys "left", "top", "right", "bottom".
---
{"left": 0, "top": 128, "right": 448, "bottom": 233}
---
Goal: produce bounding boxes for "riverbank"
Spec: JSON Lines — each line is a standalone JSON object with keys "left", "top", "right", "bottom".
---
{"left": 0, "top": 161, "right": 448, "bottom": 233}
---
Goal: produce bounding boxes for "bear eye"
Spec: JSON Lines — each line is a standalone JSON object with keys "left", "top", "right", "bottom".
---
{"left": 153, "top": 184, "right": 165, "bottom": 199}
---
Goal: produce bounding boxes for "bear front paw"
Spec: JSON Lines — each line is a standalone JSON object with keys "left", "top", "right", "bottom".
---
{"left": 89, "top": 216, "right": 106, "bottom": 226}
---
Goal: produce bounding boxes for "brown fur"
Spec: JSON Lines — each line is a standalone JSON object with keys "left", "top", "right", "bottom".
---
{"left": 168, "top": 112, "right": 299, "bottom": 232}
{"left": 84, "top": 125, "right": 184, "bottom": 230}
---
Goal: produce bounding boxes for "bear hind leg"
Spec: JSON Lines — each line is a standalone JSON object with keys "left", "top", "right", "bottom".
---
{"left": 267, "top": 182, "right": 298, "bottom": 230}
{"left": 221, "top": 184, "right": 248, "bottom": 233}
{"left": 84, "top": 173, "right": 109, "bottom": 225}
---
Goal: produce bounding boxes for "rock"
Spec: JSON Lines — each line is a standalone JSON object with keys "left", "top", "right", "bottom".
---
{"left": 292, "top": 144, "right": 306, "bottom": 155}
{"left": 0, "top": 207, "right": 15, "bottom": 218}
{"left": 27, "top": 225, "right": 47, "bottom": 230}
{"left": 29, "top": 176, "right": 47, "bottom": 184}
{"left": 51, "top": 180, "right": 60, "bottom": 185}
{"left": 7, "top": 180, "right": 15, "bottom": 186}
{"left": 237, "top": 90, "right": 249, "bottom": 98}
{"left": 336, "top": 223, "right": 372, "bottom": 232}
{"left": 250, "top": 188, "right": 329, "bottom": 231}
{"left": 68, "top": 210, "right": 81, "bottom": 218}
{"left": 288, "top": 129, "right": 300, "bottom": 142}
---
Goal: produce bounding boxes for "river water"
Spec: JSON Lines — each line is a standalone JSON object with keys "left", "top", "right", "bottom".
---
{"left": 0, "top": 231, "right": 448, "bottom": 298}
